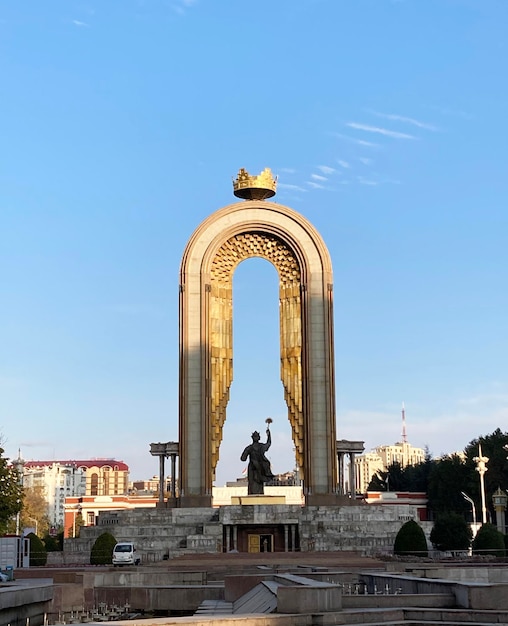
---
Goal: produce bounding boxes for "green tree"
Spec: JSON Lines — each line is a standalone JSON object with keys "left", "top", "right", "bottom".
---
{"left": 430, "top": 512, "right": 472, "bottom": 552}
{"left": 0, "top": 447, "right": 23, "bottom": 534}
{"left": 369, "top": 462, "right": 406, "bottom": 491}
{"left": 368, "top": 451, "right": 435, "bottom": 494}
{"left": 27, "top": 532, "right": 48, "bottom": 566}
{"left": 43, "top": 533, "right": 63, "bottom": 552}
{"left": 90, "top": 532, "right": 117, "bottom": 565}
{"left": 472, "top": 523, "right": 506, "bottom": 558}
{"left": 427, "top": 454, "right": 471, "bottom": 516}
{"left": 402, "top": 449, "right": 434, "bottom": 492}
{"left": 393, "top": 519, "right": 428, "bottom": 557}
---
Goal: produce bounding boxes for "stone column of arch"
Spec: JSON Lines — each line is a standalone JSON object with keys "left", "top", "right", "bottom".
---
{"left": 179, "top": 200, "right": 339, "bottom": 507}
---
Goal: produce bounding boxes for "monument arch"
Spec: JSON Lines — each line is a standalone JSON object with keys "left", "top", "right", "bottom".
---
{"left": 179, "top": 169, "right": 339, "bottom": 506}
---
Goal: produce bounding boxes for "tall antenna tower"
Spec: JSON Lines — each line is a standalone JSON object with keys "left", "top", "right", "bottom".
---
{"left": 401, "top": 402, "right": 407, "bottom": 443}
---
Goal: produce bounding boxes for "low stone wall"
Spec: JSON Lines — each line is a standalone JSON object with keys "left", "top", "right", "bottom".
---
{"left": 0, "top": 579, "right": 53, "bottom": 626}
{"left": 360, "top": 570, "right": 508, "bottom": 611}
{"left": 408, "top": 565, "right": 508, "bottom": 583}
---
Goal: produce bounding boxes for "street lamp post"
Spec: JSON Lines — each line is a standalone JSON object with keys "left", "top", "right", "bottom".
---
{"left": 14, "top": 450, "right": 25, "bottom": 536}
{"left": 28, "top": 516, "right": 38, "bottom": 536}
{"left": 461, "top": 491, "right": 477, "bottom": 527}
{"left": 473, "top": 444, "right": 489, "bottom": 525}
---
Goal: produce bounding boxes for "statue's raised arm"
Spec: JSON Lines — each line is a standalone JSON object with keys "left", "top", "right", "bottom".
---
{"left": 264, "top": 427, "right": 272, "bottom": 451}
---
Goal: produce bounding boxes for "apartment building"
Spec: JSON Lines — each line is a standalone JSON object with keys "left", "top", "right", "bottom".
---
{"left": 354, "top": 441, "right": 426, "bottom": 494}
{"left": 22, "top": 458, "right": 129, "bottom": 530}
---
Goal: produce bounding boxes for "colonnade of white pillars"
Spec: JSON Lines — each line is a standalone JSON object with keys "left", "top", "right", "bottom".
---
{"left": 336, "top": 440, "right": 365, "bottom": 498}
{"left": 150, "top": 441, "right": 179, "bottom": 504}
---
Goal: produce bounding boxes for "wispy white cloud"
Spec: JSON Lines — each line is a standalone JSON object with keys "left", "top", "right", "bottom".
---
{"left": 311, "top": 174, "right": 327, "bottom": 181}
{"left": 279, "top": 167, "right": 296, "bottom": 174}
{"left": 72, "top": 19, "right": 90, "bottom": 27}
{"left": 307, "top": 181, "right": 326, "bottom": 189}
{"left": 331, "top": 132, "right": 380, "bottom": 148}
{"left": 369, "top": 110, "right": 438, "bottom": 131}
{"left": 337, "top": 160, "right": 350, "bottom": 169}
{"left": 317, "top": 165, "right": 335, "bottom": 175}
{"left": 278, "top": 183, "right": 307, "bottom": 192}
{"left": 358, "top": 157, "right": 373, "bottom": 165}
{"left": 346, "top": 122, "right": 416, "bottom": 140}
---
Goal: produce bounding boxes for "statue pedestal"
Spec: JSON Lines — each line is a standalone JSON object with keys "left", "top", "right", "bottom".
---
{"left": 231, "top": 495, "right": 286, "bottom": 505}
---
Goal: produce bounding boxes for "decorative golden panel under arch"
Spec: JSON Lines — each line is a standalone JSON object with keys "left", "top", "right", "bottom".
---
{"left": 208, "top": 232, "right": 304, "bottom": 477}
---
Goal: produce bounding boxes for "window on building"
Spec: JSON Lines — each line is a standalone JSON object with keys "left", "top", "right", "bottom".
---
{"left": 91, "top": 473, "right": 99, "bottom": 496}
{"left": 103, "top": 467, "right": 111, "bottom": 496}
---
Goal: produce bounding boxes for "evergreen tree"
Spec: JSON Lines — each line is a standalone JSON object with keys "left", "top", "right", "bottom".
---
{"left": 430, "top": 512, "right": 472, "bottom": 552}
{"left": 43, "top": 533, "right": 62, "bottom": 552}
{"left": 27, "top": 532, "right": 48, "bottom": 566}
{"left": 472, "top": 523, "right": 506, "bottom": 558}
{"left": 90, "top": 532, "right": 117, "bottom": 565}
{"left": 427, "top": 454, "right": 471, "bottom": 516}
{"left": 369, "top": 462, "right": 406, "bottom": 491}
{"left": 393, "top": 519, "right": 428, "bottom": 557}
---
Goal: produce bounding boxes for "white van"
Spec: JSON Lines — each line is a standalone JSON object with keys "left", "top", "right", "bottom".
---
{"left": 112, "top": 542, "right": 140, "bottom": 566}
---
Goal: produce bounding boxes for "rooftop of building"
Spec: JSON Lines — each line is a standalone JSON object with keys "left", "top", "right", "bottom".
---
{"left": 23, "top": 459, "right": 129, "bottom": 471}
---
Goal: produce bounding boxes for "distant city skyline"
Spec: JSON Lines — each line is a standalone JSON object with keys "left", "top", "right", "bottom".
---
{"left": 2, "top": 1, "right": 507, "bottom": 486}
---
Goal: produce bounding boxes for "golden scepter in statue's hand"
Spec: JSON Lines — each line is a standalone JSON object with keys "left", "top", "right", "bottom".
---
{"left": 265, "top": 417, "right": 273, "bottom": 435}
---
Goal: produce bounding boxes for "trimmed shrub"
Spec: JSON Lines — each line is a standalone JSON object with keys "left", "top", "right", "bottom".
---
{"left": 43, "top": 534, "right": 62, "bottom": 552}
{"left": 472, "top": 523, "right": 505, "bottom": 558}
{"left": 90, "top": 531, "right": 117, "bottom": 565}
{"left": 27, "top": 532, "right": 48, "bottom": 566}
{"left": 394, "top": 519, "right": 428, "bottom": 557}
{"left": 430, "top": 512, "right": 472, "bottom": 552}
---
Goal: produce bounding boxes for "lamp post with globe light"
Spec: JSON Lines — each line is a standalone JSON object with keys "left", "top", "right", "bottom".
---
{"left": 473, "top": 444, "right": 489, "bottom": 524}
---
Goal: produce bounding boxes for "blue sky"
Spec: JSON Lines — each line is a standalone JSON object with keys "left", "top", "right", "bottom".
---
{"left": 1, "top": 0, "right": 507, "bottom": 486}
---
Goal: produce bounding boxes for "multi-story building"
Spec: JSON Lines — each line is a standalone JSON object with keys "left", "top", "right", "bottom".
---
{"left": 354, "top": 451, "right": 385, "bottom": 496}
{"left": 353, "top": 406, "right": 426, "bottom": 494}
{"left": 22, "top": 458, "right": 129, "bottom": 530}
{"left": 354, "top": 441, "right": 426, "bottom": 494}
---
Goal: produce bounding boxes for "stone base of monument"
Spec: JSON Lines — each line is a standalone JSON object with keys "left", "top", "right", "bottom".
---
{"left": 231, "top": 495, "right": 286, "bottom": 505}
{"left": 68, "top": 503, "right": 425, "bottom": 560}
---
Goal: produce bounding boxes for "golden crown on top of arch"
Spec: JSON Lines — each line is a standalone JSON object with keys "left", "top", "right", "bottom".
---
{"left": 233, "top": 167, "right": 278, "bottom": 200}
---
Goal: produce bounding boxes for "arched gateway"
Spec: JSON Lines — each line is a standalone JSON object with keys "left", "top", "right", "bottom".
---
{"left": 179, "top": 169, "right": 340, "bottom": 507}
